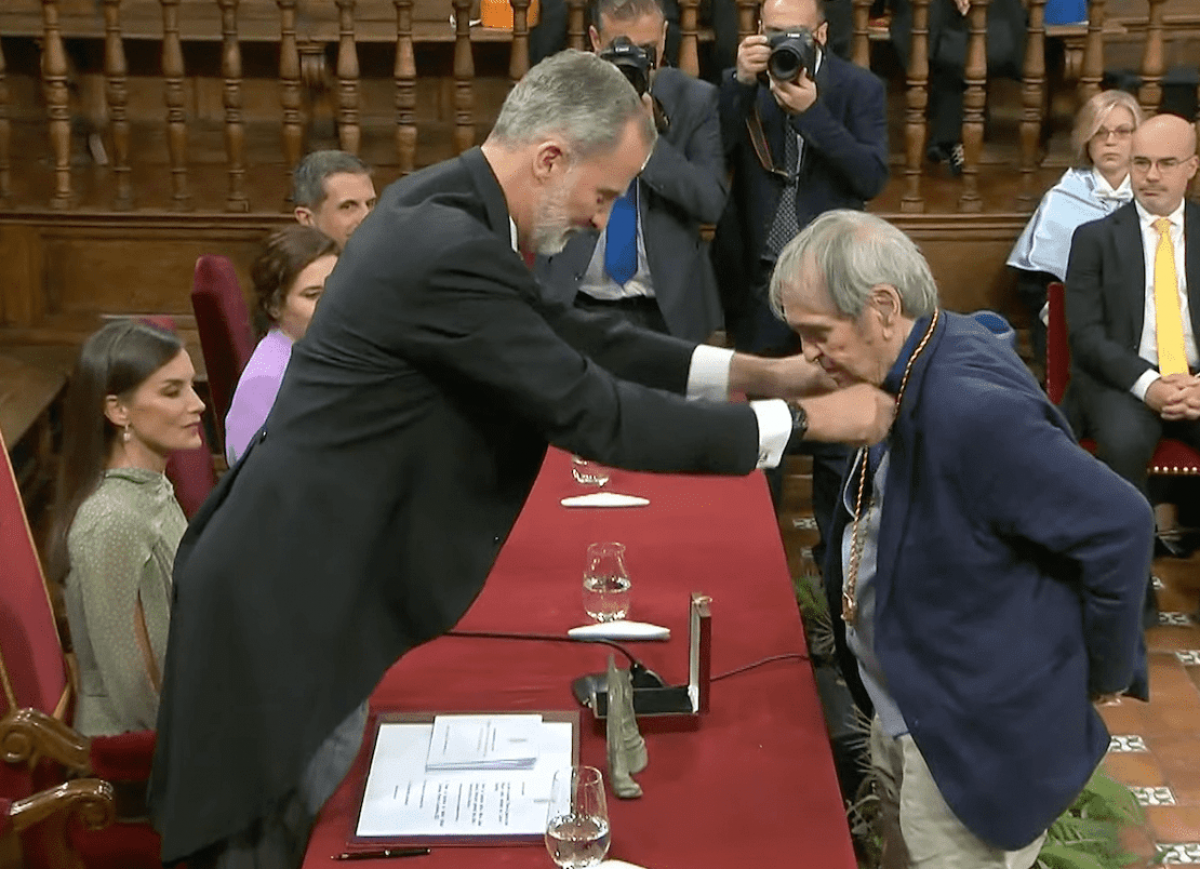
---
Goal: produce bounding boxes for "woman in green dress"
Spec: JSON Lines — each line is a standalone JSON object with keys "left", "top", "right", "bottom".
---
{"left": 49, "top": 320, "right": 205, "bottom": 736}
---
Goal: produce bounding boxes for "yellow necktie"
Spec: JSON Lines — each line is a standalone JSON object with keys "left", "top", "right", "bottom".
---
{"left": 1153, "top": 217, "right": 1189, "bottom": 376}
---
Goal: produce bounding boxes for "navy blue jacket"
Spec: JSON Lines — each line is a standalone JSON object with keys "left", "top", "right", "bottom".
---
{"left": 825, "top": 312, "right": 1151, "bottom": 850}
{"left": 711, "top": 51, "right": 888, "bottom": 308}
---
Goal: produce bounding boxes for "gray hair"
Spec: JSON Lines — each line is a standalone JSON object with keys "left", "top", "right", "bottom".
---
{"left": 768, "top": 210, "right": 939, "bottom": 320}
{"left": 292, "top": 150, "right": 372, "bottom": 207}
{"left": 488, "top": 49, "right": 656, "bottom": 161}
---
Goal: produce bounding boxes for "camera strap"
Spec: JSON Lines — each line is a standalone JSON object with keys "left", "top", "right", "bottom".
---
{"left": 746, "top": 103, "right": 791, "bottom": 183}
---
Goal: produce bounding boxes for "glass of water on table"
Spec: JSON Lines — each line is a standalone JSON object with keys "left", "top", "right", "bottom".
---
{"left": 545, "top": 766, "right": 610, "bottom": 868}
{"left": 582, "top": 542, "right": 631, "bottom": 622}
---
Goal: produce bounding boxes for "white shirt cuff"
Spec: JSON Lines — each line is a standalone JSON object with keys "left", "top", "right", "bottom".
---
{"left": 1131, "top": 370, "right": 1158, "bottom": 402}
{"left": 750, "top": 399, "right": 792, "bottom": 469}
{"left": 687, "top": 345, "right": 734, "bottom": 401}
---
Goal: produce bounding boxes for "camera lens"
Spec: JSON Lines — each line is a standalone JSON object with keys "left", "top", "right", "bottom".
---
{"left": 768, "top": 46, "right": 804, "bottom": 82}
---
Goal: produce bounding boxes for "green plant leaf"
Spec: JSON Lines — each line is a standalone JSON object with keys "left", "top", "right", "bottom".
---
{"left": 1036, "top": 841, "right": 1108, "bottom": 869}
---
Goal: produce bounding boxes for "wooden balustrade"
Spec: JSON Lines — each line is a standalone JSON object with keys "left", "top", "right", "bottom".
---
{"left": 103, "top": 0, "right": 132, "bottom": 209}
{"left": 394, "top": 0, "right": 418, "bottom": 176}
{"left": 41, "top": 0, "right": 72, "bottom": 210}
{"left": 679, "top": 0, "right": 701, "bottom": 78}
{"left": 0, "top": 36, "right": 10, "bottom": 206}
{"left": 958, "top": 0, "right": 989, "bottom": 213}
{"left": 736, "top": 0, "right": 757, "bottom": 42}
{"left": 1019, "top": 0, "right": 1047, "bottom": 209}
{"left": 510, "top": 0, "right": 532, "bottom": 82}
{"left": 219, "top": 0, "right": 250, "bottom": 213}
{"left": 901, "top": 0, "right": 930, "bottom": 213}
{"left": 278, "top": 0, "right": 304, "bottom": 203}
{"left": 568, "top": 0, "right": 587, "bottom": 50}
{"left": 336, "top": 0, "right": 362, "bottom": 155}
{"left": 852, "top": 0, "right": 873, "bottom": 69}
{"left": 452, "top": 0, "right": 476, "bottom": 154}
{"left": 161, "top": 0, "right": 192, "bottom": 210}
{"left": 1140, "top": 0, "right": 1166, "bottom": 114}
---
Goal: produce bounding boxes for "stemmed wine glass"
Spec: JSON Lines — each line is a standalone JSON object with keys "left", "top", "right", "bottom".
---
{"left": 544, "top": 766, "right": 610, "bottom": 868}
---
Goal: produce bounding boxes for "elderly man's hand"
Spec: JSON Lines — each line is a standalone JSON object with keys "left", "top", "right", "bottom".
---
{"left": 797, "top": 384, "right": 894, "bottom": 446}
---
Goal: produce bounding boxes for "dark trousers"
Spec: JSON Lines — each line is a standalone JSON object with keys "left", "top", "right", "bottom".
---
{"left": 573, "top": 293, "right": 670, "bottom": 334}
{"left": 928, "top": 63, "right": 966, "bottom": 147}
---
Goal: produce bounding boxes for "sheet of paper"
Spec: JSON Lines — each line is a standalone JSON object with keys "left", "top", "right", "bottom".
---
{"left": 426, "top": 714, "right": 542, "bottom": 770}
{"left": 357, "top": 719, "right": 574, "bottom": 838}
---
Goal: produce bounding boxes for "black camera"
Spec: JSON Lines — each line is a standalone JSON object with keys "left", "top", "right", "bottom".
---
{"left": 599, "top": 36, "right": 656, "bottom": 97}
{"left": 766, "top": 29, "right": 819, "bottom": 83}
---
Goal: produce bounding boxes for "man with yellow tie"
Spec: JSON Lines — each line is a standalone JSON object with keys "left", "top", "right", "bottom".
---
{"left": 1065, "top": 112, "right": 1200, "bottom": 622}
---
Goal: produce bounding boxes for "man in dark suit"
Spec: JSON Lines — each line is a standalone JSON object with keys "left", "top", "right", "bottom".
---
{"left": 777, "top": 209, "right": 1149, "bottom": 869}
{"left": 1066, "top": 112, "right": 1200, "bottom": 499}
{"left": 149, "top": 50, "right": 894, "bottom": 869}
{"left": 536, "top": 0, "right": 727, "bottom": 342}
{"left": 711, "top": 0, "right": 888, "bottom": 357}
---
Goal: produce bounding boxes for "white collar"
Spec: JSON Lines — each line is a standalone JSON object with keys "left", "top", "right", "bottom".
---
{"left": 508, "top": 217, "right": 519, "bottom": 253}
{"left": 1135, "top": 198, "right": 1186, "bottom": 231}
{"left": 1091, "top": 168, "right": 1131, "bottom": 200}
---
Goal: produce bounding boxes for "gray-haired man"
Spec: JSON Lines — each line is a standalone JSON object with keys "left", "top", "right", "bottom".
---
{"left": 292, "top": 149, "right": 377, "bottom": 249}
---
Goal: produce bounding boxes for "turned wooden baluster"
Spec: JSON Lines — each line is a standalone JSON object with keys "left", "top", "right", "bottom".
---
{"left": 1139, "top": 0, "right": 1166, "bottom": 115}
{"left": 567, "top": 0, "right": 587, "bottom": 50}
{"left": 1018, "top": 0, "right": 1046, "bottom": 209}
{"left": 511, "top": 0, "right": 532, "bottom": 82}
{"left": 737, "top": 0, "right": 758, "bottom": 44}
{"left": 851, "top": 0, "right": 872, "bottom": 70}
{"left": 102, "top": 0, "right": 132, "bottom": 209}
{"left": 394, "top": 0, "right": 417, "bottom": 175}
{"left": 452, "top": 0, "right": 476, "bottom": 154}
{"left": 900, "top": 0, "right": 930, "bottom": 213}
{"left": 1078, "top": 0, "right": 1104, "bottom": 104}
{"left": 336, "top": 0, "right": 361, "bottom": 155}
{"left": 218, "top": 0, "right": 249, "bottom": 212}
{"left": 41, "top": 0, "right": 72, "bottom": 209}
{"left": 0, "top": 34, "right": 10, "bottom": 205}
{"left": 278, "top": 0, "right": 304, "bottom": 200}
{"left": 958, "top": 0, "right": 988, "bottom": 213}
{"left": 161, "top": 0, "right": 191, "bottom": 210}
{"left": 679, "top": 0, "right": 700, "bottom": 77}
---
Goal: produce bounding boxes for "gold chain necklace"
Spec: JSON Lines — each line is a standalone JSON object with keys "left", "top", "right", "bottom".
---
{"left": 842, "top": 308, "right": 940, "bottom": 625}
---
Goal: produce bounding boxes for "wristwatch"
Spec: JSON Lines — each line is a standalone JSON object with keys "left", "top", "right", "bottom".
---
{"left": 788, "top": 401, "right": 809, "bottom": 448}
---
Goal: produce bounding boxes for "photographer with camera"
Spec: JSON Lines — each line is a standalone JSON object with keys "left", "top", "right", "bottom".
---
{"left": 535, "top": 0, "right": 728, "bottom": 342}
{"left": 711, "top": 0, "right": 886, "bottom": 551}
{"left": 712, "top": 0, "right": 887, "bottom": 358}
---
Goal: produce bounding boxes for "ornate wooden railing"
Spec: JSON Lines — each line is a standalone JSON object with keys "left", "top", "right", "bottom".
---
{"left": 0, "top": 0, "right": 1196, "bottom": 215}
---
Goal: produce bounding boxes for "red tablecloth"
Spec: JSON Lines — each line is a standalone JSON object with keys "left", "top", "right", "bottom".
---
{"left": 304, "top": 449, "right": 856, "bottom": 869}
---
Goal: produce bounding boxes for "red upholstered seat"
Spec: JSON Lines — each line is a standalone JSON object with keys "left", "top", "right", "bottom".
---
{"left": 0, "top": 428, "right": 166, "bottom": 869}
{"left": 1046, "top": 281, "right": 1200, "bottom": 475}
{"left": 190, "top": 255, "right": 255, "bottom": 449}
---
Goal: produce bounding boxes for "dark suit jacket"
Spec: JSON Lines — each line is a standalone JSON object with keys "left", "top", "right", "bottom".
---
{"left": 825, "top": 312, "right": 1151, "bottom": 850}
{"left": 711, "top": 51, "right": 888, "bottom": 313}
{"left": 535, "top": 67, "right": 727, "bottom": 342}
{"left": 149, "top": 148, "right": 762, "bottom": 862}
{"left": 1065, "top": 200, "right": 1200, "bottom": 397}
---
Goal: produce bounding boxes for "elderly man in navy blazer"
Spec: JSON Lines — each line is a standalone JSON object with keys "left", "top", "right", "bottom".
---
{"left": 776, "top": 210, "right": 1150, "bottom": 868}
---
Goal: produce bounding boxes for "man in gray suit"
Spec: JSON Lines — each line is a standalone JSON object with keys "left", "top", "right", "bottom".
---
{"left": 537, "top": 0, "right": 727, "bottom": 342}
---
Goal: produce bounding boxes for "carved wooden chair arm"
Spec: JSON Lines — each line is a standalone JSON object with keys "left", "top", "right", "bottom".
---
{"left": 0, "top": 707, "right": 91, "bottom": 774}
{"left": 5, "top": 779, "right": 115, "bottom": 834}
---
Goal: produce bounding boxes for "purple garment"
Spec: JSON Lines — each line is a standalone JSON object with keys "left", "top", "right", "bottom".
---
{"left": 224, "top": 329, "right": 294, "bottom": 464}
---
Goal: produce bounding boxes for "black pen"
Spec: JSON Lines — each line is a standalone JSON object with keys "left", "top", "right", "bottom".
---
{"left": 332, "top": 847, "right": 432, "bottom": 861}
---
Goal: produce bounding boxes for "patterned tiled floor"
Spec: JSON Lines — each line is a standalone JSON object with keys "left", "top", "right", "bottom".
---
{"left": 777, "top": 456, "right": 1200, "bottom": 868}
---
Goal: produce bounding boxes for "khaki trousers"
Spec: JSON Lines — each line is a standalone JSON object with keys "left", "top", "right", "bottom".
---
{"left": 870, "top": 717, "right": 1047, "bottom": 869}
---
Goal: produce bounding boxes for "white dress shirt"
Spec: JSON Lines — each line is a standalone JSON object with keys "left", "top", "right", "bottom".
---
{"left": 1130, "top": 200, "right": 1200, "bottom": 401}
{"left": 579, "top": 180, "right": 656, "bottom": 301}
{"left": 509, "top": 219, "right": 791, "bottom": 467}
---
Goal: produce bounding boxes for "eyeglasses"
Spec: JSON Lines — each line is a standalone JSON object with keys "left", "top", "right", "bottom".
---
{"left": 1091, "top": 125, "right": 1134, "bottom": 142}
{"left": 1131, "top": 156, "right": 1192, "bottom": 173}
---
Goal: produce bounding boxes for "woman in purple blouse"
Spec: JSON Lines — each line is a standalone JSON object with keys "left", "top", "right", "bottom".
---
{"left": 224, "top": 226, "right": 338, "bottom": 463}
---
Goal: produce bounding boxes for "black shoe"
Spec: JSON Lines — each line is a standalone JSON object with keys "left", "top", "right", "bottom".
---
{"left": 947, "top": 143, "right": 965, "bottom": 177}
{"left": 925, "top": 142, "right": 950, "bottom": 164}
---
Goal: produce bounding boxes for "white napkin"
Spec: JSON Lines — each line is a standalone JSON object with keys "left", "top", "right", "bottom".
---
{"left": 560, "top": 492, "right": 649, "bottom": 508}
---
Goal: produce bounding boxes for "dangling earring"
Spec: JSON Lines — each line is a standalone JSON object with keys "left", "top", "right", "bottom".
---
{"left": 123, "top": 423, "right": 132, "bottom": 443}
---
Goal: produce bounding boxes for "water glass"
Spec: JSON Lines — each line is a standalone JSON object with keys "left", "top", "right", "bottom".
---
{"left": 582, "top": 542, "right": 631, "bottom": 622}
{"left": 544, "top": 766, "right": 610, "bottom": 869}
{"left": 571, "top": 455, "right": 610, "bottom": 488}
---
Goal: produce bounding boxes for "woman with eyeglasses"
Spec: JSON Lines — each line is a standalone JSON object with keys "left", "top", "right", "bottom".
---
{"left": 1008, "top": 89, "right": 1144, "bottom": 367}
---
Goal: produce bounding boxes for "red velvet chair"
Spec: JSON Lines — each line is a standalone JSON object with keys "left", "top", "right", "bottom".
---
{"left": 1046, "top": 280, "right": 1200, "bottom": 475}
{"left": 0, "top": 427, "right": 167, "bottom": 869}
{"left": 190, "top": 255, "right": 255, "bottom": 452}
